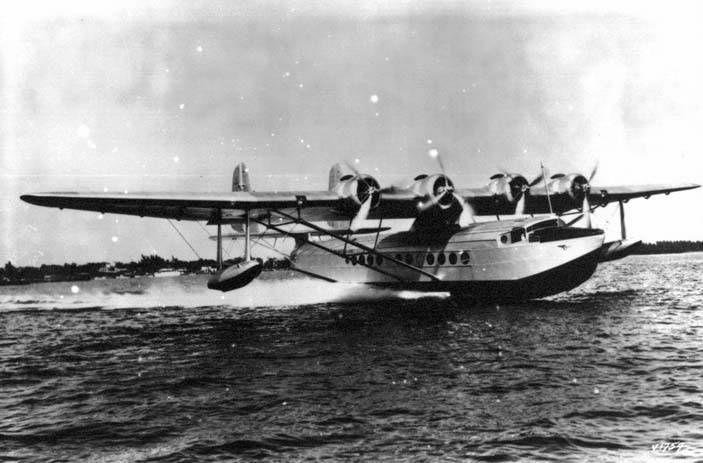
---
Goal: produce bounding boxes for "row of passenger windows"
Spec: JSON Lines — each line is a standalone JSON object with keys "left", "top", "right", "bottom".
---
{"left": 346, "top": 251, "right": 470, "bottom": 267}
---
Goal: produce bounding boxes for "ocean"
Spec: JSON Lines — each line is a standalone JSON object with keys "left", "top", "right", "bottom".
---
{"left": 1, "top": 254, "right": 701, "bottom": 462}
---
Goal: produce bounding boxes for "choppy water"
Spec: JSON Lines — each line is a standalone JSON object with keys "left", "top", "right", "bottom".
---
{"left": 1, "top": 254, "right": 702, "bottom": 462}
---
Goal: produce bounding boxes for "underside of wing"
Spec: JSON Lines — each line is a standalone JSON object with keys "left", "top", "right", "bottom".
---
{"left": 587, "top": 183, "right": 700, "bottom": 204}
{"left": 20, "top": 190, "right": 429, "bottom": 222}
{"left": 210, "top": 225, "right": 391, "bottom": 240}
{"left": 20, "top": 182, "right": 699, "bottom": 223}
{"left": 458, "top": 183, "right": 700, "bottom": 216}
{"left": 20, "top": 191, "right": 340, "bottom": 221}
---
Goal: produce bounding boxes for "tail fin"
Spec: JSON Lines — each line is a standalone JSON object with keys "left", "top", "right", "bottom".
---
{"left": 233, "top": 163, "right": 252, "bottom": 192}
{"left": 328, "top": 163, "right": 343, "bottom": 191}
{"left": 327, "top": 163, "right": 346, "bottom": 228}
{"left": 231, "top": 162, "right": 261, "bottom": 236}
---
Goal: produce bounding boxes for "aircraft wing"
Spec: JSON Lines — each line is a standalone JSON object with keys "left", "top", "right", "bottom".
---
{"left": 456, "top": 183, "right": 699, "bottom": 215}
{"left": 20, "top": 190, "right": 423, "bottom": 222}
{"left": 20, "top": 182, "right": 699, "bottom": 222}
{"left": 20, "top": 191, "right": 341, "bottom": 221}
{"left": 586, "top": 183, "right": 700, "bottom": 204}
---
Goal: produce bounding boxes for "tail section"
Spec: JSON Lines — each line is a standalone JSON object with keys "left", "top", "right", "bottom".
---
{"left": 328, "top": 163, "right": 347, "bottom": 228}
{"left": 231, "top": 162, "right": 262, "bottom": 235}
{"left": 328, "top": 163, "right": 344, "bottom": 191}
{"left": 233, "top": 163, "right": 252, "bottom": 192}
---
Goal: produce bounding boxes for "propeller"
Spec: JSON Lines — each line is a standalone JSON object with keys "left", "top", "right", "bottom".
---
{"left": 580, "top": 163, "right": 598, "bottom": 229}
{"left": 420, "top": 148, "right": 474, "bottom": 224}
{"left": 454, "top": 192, "right": 475, "bottom": 226}
{"left": 344, "top": 160, "right": 380, "bottom": 231}
{"left": 514, "top": 172, "right": 544, "bottom": 215}
{"left": 417, "top": 174, "right": 454, "bottom": 211}
{"left": 350, "top": 194, "right": 372, "bottom": 231}
{"left": 559, "top": 162, "right": 598, "bottom": 228}
{"left": 582, "top": 195, "right": 592, "bottom": 229}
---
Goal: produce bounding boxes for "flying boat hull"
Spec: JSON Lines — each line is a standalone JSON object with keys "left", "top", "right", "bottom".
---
{"left": 293, "top": 218, "right": 605, "bottom": 301}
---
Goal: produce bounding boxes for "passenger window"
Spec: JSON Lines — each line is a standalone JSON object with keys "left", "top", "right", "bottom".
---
{"left": 358, "top": 255, "right": 365, "bottom": 265}
{"left": 438, "top": 253, "right": 446, "bottom": 265}
{"left": 405, "top": 254, "right": 413, "bottom": 265}
{"left": 351, "top": 255, "right": 357, "bottom": 265}
{"left": 500, "top": 235, "right": 509, "bottom": 244}
{"left": 367, "top": 255, "right": 374, "bottom": 266}
{"left": 448, "top": 252, "right": 457, "bottom": 265}
{"left": 510, "top": 228, "right": 525, "bottom": 243}
{"left": 426, "top": 253, "right": 435, "bottom": 265}
{"left": 377, "top": 255, "right": 384, "bottom": 266}
{"left": 460, "top": 251, "right": 470, "bottom": 264}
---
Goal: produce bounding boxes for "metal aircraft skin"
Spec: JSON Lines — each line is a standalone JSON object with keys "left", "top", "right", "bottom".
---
{"left": 20, "top": 163, "right": 700, "bottom": 300}
{"left": 20, "top": 174, "right": 698, "bottom": 225}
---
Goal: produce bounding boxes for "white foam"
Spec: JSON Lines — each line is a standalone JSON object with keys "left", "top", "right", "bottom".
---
{"left": 0, "top": 276, "right": 450, "bottom": 312}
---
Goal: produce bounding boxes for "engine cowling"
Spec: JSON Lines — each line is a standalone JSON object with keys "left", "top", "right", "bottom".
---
{"left": 548, "top": 173, "right": 590, "bottom": 201}
{"left": 410, "top": 173, "right": 456, "bottom": 209}
{"left": 487, "top": 173, "right": 530, "bottom": 203}
{"left": 332, "top": 174, "right": 381, "bottom": 213}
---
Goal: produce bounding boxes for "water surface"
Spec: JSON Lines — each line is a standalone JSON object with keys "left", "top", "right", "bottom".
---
{"left": 1, "top": 254, "right": 702, "bottom": 461}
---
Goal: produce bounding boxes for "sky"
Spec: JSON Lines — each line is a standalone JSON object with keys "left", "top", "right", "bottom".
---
{"left": 1, "top": 0, "right": 702, "bottom": 265}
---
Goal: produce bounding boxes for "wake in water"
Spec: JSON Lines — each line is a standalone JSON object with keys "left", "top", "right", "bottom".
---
{"left": 0, "top": 275, "right": 450, "bottom": 312}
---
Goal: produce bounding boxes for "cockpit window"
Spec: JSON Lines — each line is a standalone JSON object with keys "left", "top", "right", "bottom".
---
{"left": 510, "top": 228, "right": 525, "bottom": 243}
{"left": 526, "top": 219, "right": 560, "bottom": 233}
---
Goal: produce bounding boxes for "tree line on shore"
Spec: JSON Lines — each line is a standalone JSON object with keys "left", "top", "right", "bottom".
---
{"left": 0, "top": 254, "right": 291, "bottom": 285}
{"left": 1, "top": 240, "right": 701, "bottom": 285}
{"left": 630, "top": 240, "right": 703, "bottom": 255}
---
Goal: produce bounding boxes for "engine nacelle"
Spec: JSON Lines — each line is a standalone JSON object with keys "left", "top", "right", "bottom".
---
{"left": 408, "top": 173, "right": 466, "bottom": 228}
{"left": 410, "top": 173, "right": 456, "bottom": 209}
{"left": 548, "top": 173, "right": 590, "bottom": 201}
{"left": 331, "top": 174, "right": 381, "bottom": 212}
{"left": 488, "top": 173, "right": 529, "bottom": 203}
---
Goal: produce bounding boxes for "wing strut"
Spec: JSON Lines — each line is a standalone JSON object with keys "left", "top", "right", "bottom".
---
{"left": 253, "top": 217, "right": 404, "bottom": 281}
{"left": 249, "top": 235, "right": 339, "bottom": 283}
{"left": 269, "top": 209, "right": 440, "bottom": 281}
{"left": 619, "top": 200, "right": 626, "bottom": 240}
{"left": 244, "top": 211, "right": 251, "bottom": 261}
{"left": 216, "top": 222, "right": 223, "bottom": 270}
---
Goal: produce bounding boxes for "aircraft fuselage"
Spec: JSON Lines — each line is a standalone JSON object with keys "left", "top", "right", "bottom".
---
{"left": 292, "top": 217, "right": 605, "bottom": 301}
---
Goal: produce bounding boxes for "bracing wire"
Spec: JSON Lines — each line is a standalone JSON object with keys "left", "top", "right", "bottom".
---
{"left": 197, "top": 221, "right": 233, "bottom": 259}
{"left": 167, "top": 220, "right": 203, "bottom": 260}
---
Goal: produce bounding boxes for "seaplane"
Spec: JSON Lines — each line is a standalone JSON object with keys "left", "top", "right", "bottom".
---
{"left": 21, "top": 158, "right": 699, "bottom": 301}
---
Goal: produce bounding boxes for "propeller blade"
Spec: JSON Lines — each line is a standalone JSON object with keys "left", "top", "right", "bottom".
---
{"left": 529, "top": 173, "right": 544, "bottom": 187}
{"left": 582, "top": 194, "right": 592, "bottom": 229}
{"left": 516, "top": 194, "right": 527, "bottom": 216}
{"left": 453, "top": 192, "right": 475, "bottom": 226}
{"left": 343, "top": 160, "right": 370, "bottom": 189}
{"left": 588, "top": 162, "right": 599, "bottom": 183}
{"left": 428, "top": 148, "right": 446, "bottom": 174}
{"left": 417, "top": 194, "right": 441, "bottom": 212}
{"left": 350, "top": 195, "right": 373, "bottom": 231}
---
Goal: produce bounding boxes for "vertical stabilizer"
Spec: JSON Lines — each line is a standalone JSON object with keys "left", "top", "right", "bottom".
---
{"left": 328, "top": 163, "right": 344, "bottom": 191}
{"left": 231, "top": 162, "right": 261, "bottom": 236}
{"left": 327, "top": 163, "right": 346, "bottom": 228}
{"left": 233, "top": 163, "right": 252, "bottom": 192}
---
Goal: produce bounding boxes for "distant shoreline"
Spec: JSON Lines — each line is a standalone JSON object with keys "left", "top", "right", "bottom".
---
{"left": 630, "top": 240, "right": 703, "bottom": 255}
{"left": 1, "top": 242, "right": 701, "bottom": 286}
{"left": 0, "top": 254, "right": 289, "bottom": 287}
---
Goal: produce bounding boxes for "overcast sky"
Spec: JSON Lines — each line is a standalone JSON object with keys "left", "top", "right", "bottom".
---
{"left": 1, "top": 0, "right": 702, "bottom": 265}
